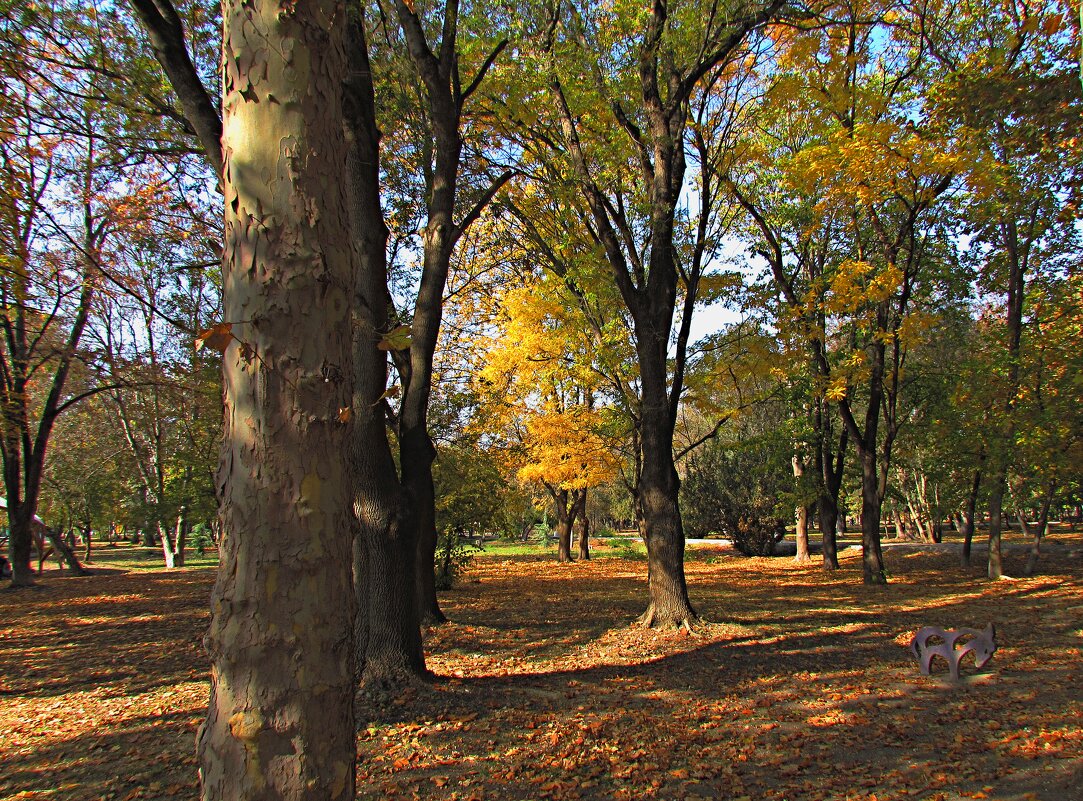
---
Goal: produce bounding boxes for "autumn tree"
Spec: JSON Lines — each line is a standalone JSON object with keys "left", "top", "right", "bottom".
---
{"left": 925, "top": 0, "right": 1082, "bottom": 578}
{"left": 729, "top": 0, "right": 963, "bottom": 583}
{"left": 501, "top": 0, "right": 785, "bottom": 625}
{"left": 0, "top": 7, "right": 138, "bottom": 584}
{"left": 476, "top": 272, "right": 621, "bottom": 562}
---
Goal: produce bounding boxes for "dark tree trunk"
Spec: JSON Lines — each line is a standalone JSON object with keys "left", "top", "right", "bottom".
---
{"left": 197, "top": 5, "right": 358, "bottom": 798}
{"left": 389, "top": 0, "right": 509, "bottom": 629}
{"left": 817, "top": 496, "right": 840, "bottom": 571}
{"left": 574, "top": 489, "right": 591, "bottom": 560}
{"left": 989, "top": 219, "right": 1027, "bottom": 580}
{"left": 343, "top": 8, "right": 429, "bottom": 678}
{"left": 814, "top": 401, "right": 845, "bottom": 571}
{"left": 961, "top": 465, "right": 982, "bottom": 567}
{"left": 550, "top": 486, "right": 574, "bottom": 563}
{"left": 858, "top": 447, "right": 887, "bottom": 585}
{"left": 636, "top": 384, "right": 695, "bottom": 628}
{"left": 1023, "top": 479, "right": 1055, "bottom": 577}
{"left": 987, "top": 473, "right": 1007, "bottom": 579}
{"left": 411, "top": 447, "right": 447, "bottom": 626}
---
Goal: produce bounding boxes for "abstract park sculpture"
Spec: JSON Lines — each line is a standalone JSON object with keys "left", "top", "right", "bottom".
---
{"left": 910, "top": 624, "right": 998, "bottom": 681}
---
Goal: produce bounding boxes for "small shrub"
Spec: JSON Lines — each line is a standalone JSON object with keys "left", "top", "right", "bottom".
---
{"left": 728, "top": 516, "right": 787, "bottom": 557}
{"left": 434, "top": 530, "right": 482, "bottom": 590}
{"left": 190, "top": 523, "right": 214, "bottom": 556}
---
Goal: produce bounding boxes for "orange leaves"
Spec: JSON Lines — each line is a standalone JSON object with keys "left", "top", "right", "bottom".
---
{"left": 194, "top": 322, "right": 234, "bottom": 353}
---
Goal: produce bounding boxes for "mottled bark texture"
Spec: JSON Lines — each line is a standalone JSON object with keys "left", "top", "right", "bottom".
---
{"left": 197, "top": 4, "right": 356, "bottom": 800}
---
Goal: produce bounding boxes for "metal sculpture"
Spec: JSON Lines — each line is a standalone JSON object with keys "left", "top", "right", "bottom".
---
{"left": 910, "top": 624, "right": 997, "bottom": 681}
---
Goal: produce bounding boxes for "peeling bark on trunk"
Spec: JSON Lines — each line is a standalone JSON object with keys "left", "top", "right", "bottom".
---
{"left": 792, "top": 455, "right": 810, "bottom": 563}
{"left": 197, "top": 5, "right": 357, "bottom": 799}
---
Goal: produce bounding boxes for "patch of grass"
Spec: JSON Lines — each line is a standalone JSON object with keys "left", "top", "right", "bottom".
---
{"left": 77, "top": 542, "right": 220, "bottom": 572}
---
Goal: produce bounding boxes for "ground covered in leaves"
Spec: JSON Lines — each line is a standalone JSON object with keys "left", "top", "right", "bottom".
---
{"left": 1, "top": 534, "right": 1081, "bottom": 801}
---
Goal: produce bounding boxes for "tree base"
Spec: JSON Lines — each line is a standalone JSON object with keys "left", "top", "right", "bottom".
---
{"left": 359, "top": 662, "right": 435, "bottom": 695}
{"left": 635, "top": 602, "right": 698, "bottom": 632}
{"left": 419, "top": 607, "right": 448, "bottom": 629}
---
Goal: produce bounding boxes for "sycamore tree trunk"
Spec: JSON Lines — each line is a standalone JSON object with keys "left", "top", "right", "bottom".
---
{"left": 197, "top": 4, "right": 357, "bottom": 799}
{"left": 792, "top": 454, "right": 811, "bottom": 562}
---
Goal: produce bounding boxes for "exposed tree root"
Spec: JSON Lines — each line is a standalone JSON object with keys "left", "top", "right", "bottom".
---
{"left": 635, "top": 602, "right": 700, "bottom": 633}
{"left": 358, "top": 662, "right": 435, "bottom": 702}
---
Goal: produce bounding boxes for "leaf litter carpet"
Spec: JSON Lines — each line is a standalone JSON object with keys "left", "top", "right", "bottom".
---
{"left": 1, "top": 539, "right": 1080, "bottom": 801}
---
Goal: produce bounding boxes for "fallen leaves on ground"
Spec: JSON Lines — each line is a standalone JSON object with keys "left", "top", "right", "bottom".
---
{"left": 1, "top": 535, "right": 1081, "bottom": 801}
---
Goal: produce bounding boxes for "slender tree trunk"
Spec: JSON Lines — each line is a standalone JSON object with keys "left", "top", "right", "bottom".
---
{"left": 408, "top": 441, "right": 446, "bottom": 625}
{"left": 1023, "top": 479, "right": 1056, "bottom": 577}
{"left": 44, "top": 528, "right": 88, "bottom": 576}
{"left": 815, "top": 403, "right": 845, "bottom": 571}
{"left": 987, "top": 466, "right": 1008, "bottom": 580}
{"left": 197, "top": 5, "right": 357, "bottom": 799}
{"left": 792, "top": 454, "right": 811, "bottom": 562}
{"left": 858, "top": 447, "right": 887, "bottom": 584}
{"left": 961, "top": 465, "right": 982, "bottom": 567}
{"left": 174, "top": 507, "right": 187, "bottom": 567}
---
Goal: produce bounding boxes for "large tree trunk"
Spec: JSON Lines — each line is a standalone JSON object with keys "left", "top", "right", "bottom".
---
{"left": 6, "top": 505, "right": 35, "bottom": 587}
{"left": 197, "top": 5, "right": 357, "bottom": 799}
{"left": 343, "top": 8, "right": 429, "bottom": 679}
{"left": 636, "top": 375, "right": 695, "bottom": 629}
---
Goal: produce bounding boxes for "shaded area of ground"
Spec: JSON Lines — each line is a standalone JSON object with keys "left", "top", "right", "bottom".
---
{"left": 0, "top": 534, "right": 1080, "bottom": 800}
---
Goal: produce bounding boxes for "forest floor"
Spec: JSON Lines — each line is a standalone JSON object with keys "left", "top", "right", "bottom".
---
{"left": 1, "top": 531, "right": 1081, "bottom": 801}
